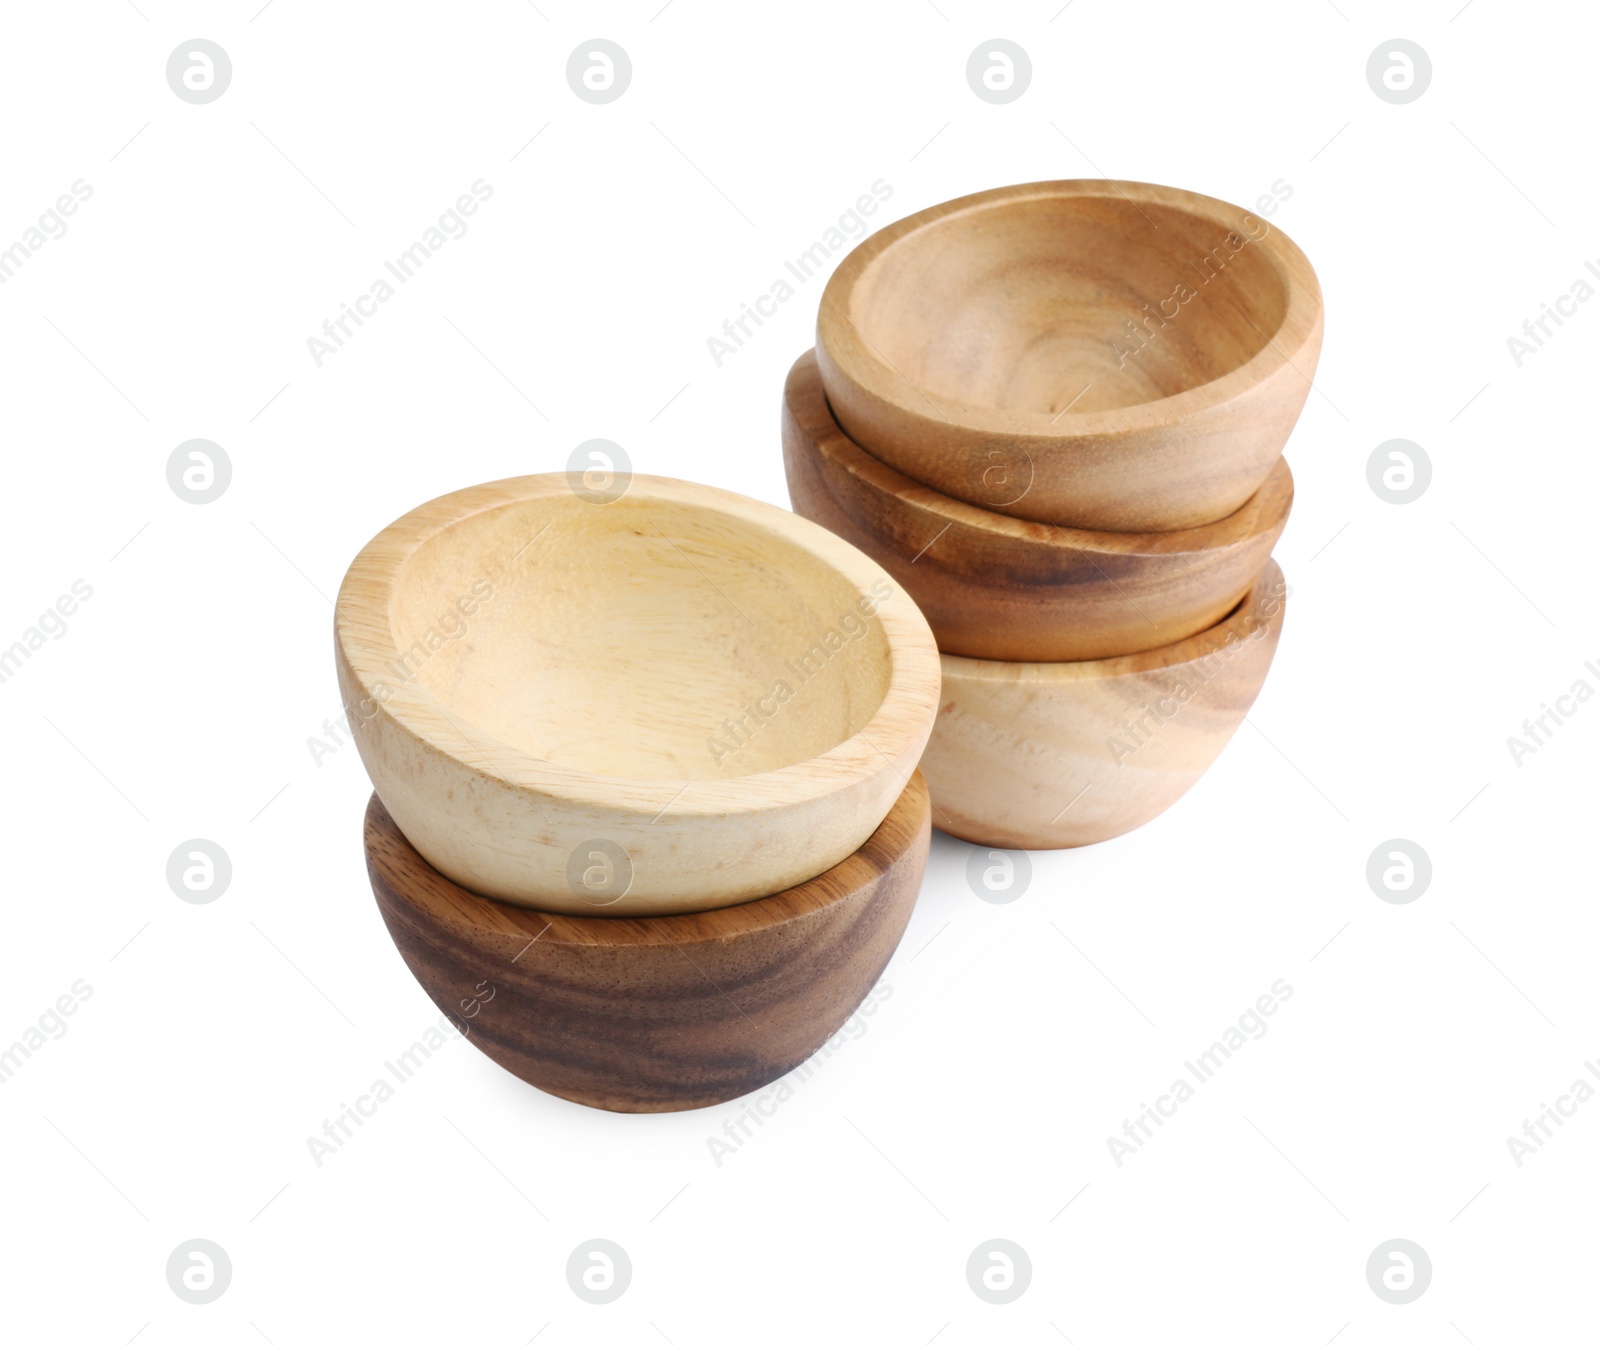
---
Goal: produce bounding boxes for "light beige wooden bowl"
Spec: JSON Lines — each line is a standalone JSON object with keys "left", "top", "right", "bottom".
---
{"left": 335, "top": 474, "right": 940, "bottom": 916}
{"left": 921, "top": 560, "right": 1287, "bottom": 849}
{"left": 816, "top": 181, "right": 1322, "bottom": 531}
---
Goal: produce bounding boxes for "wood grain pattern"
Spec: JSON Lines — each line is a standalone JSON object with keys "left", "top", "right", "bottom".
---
{"left": 335, "top": 473, "right": 940, "bottom": 916}
{"left": 816, "top": 181, "right": 1322, "bottom": 531}
{"left": 921, "top": 561, "right": 1286, "bottom": 849}
{"left": 783, "top": 348, "right": 1292, "bottom": 662}
{"left": 364, "top": 772, "right": 931, "bottom": 1113}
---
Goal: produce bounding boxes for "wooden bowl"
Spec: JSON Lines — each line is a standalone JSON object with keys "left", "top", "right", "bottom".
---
{"left": 815, "top": 181, "right": 1322, "bottom": 531}
{"left": 783, "top": 348, "right": 1292, "bottom": 662}
{"left": 336, "top": 474, "right": 940, "bottom": 917}
{"left": 921, "top": 561, "right": 1287, "bottom": 849}
{"left": 365, "top": 772, "right": 930, "bottom": 1112}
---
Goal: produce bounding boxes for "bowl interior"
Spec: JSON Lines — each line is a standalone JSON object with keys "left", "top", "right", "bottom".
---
{"left": 388, "top": 493, "right": 893, "bottom": 781}
{"left": 850, "top": 193, "right": 1292, "bottom": 417}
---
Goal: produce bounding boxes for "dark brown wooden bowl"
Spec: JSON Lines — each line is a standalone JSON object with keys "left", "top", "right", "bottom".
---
{"left": 364, "top": 773, "right": 931, "bottom": 1113}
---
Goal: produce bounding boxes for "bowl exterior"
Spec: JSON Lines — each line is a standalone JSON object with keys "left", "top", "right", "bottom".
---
{"left": 783, "top": 349, "right": 1292, "bottom": 661}
{"left": 920, "top": 562, "right": 1286, "bottom": 848}
{"left": 364, "top": 774, "right": 931, "bottom": 1113}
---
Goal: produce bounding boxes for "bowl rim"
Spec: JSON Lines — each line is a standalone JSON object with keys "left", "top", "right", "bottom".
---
{"left": 940, "top": 559, "right": 1286, "bottom": 684}
{"left": 786, "top": 347, "right": 1294, "bottom": 559}
{"left": 335, "top": 473, "right": 940, "bottom": 819}
{"left": 817, "top": 180, "right": 1323, "bottom": 441}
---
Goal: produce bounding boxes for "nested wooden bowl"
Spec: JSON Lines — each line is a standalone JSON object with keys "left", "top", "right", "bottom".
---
{"left": 365, "top": 772, "right": 930, "bottom": 1112}
{"left": 783, "top": 348, "right": 1292, "bottom": 662}
{"left": 335, "top": 474, "right": 940, "bottom": 917}
{"left": 921, "top": 561, "right": 1287, "bottom": 849}
{"left": 815, "top": 181, "right": 1322, "bottom": 532}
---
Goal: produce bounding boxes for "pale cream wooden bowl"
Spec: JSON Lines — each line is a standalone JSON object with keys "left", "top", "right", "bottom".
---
{"left": 921, "top": 560, "right": 1287, "bottom": 849}
{"left": 335, "top": 474, "right": 940, "bottom": 916}
{"left": 816, "top": 181, "right": 1322, "bottom": 531}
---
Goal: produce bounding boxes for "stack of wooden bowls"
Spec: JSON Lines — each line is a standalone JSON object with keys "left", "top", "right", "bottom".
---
{"left": 785, "top": 180, "right": 1322, "bottom": 849}
{"left": 336, "top": 475, "right": 942, "bottom": 1111}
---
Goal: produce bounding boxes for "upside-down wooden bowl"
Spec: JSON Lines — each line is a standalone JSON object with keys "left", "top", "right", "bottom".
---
{"left": 816, "top": 181, "right": 1322, "bottom": 531}
{"left": 921, "top": 561, "right": 1287, "bottom": 849}
{"left": 365, "top": 772, "right": 930, "bottom": 1112}
{"left": 336, "top": 474, "right": 940, "bottom": 916}
{"left": 783, "top": 348, "right": 1292, "bottom": 662}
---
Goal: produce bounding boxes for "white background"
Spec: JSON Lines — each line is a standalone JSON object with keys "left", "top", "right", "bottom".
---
{"left": 1, "top": 0, "right": 1594, "bottom": 1340}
